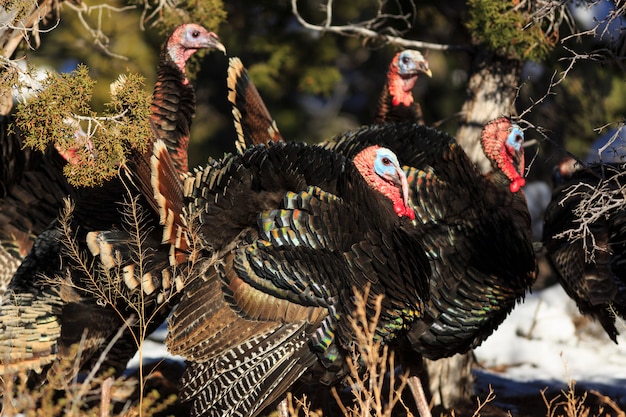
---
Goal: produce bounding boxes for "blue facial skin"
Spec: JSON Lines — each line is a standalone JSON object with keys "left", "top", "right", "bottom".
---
{"left": 374, "top": 148, "right": 403, "bottom": 183}
{"left": 507, "top": 124, "right": 524, "bottom": 151}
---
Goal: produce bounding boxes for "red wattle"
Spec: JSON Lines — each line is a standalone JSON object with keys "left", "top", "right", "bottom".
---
{"left": 509, "top": 178, "right": 526, "bottom": 193}
{"left": 395, "top": 204, "right": 416, "bottom": 220}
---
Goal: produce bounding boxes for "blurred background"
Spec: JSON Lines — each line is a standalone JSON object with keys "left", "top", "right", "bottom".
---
{"left": 6, "top": 0, "right": 625, "bottom": 181}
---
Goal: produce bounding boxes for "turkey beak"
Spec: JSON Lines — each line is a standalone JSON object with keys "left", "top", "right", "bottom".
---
{"left": 215, "top": 41, "right": 226, "bottom": 55}
{"left": 213, "top": 40, "right": 226, "bottom": 55}
{"left": 388, "top": 167, "right": 411, "bottom": 210}
{"left": 208, "top": 33, "right": 226, "bottom": 55}
{"left": 400, "top": 172, "right": 411, "bottom": 210}
{"left": 421, "top": 67, "right": 432, "bottom": 78}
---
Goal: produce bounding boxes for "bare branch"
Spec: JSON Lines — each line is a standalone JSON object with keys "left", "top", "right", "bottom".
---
{"left": 595, "top": 122, "right": 626, "bottom": 162}
{"left": 554, "top": 167, "right": 626, "bottom": 262}
{"left": 291, "top": 0, "right": 470, "bottom": 52}
{"left": 62, "top": 1, "right": 137, "bottom": 60}
{"left": 0, "top": 0, "right": 58, "bottom": 58}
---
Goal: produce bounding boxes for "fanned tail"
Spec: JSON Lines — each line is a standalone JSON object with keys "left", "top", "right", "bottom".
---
{"left": 124, "top": 136, "right": 190, "bottom": 263}
{"left": 180, "top": 322, "right": 316, "bottom": 417}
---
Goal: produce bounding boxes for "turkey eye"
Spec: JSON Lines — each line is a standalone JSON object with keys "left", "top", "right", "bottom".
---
{"left": 515, "top": 134, "right": 523, "bottom": 143}
{"left": 382, "top": 157, "right": 391, "bottom": 165}
{"left": 402, "top": 56, "right": 410, "bottom": 65}
{"left": 192, "top": 30, "right": 200, "bottom": 38}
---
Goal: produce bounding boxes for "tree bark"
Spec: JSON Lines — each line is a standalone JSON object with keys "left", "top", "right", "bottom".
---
{"left": 455, "top": 48, "right": 523, "bottom": 173}
{"left": 423, "top": 354, "right": 475, "bottom": 411}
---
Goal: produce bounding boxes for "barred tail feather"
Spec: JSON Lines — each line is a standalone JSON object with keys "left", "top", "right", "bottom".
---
{"left": 227, "top": 57, "right": 284, "bottom": 155}
{"left": 0, "top": 290, "right": 62, "bottom": 376}
{"left": 180, "top": 322, "right": 316, "bottom": 417}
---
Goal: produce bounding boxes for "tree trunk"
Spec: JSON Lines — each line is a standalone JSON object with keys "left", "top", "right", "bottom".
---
{"left": 455, "top": 49, "right": 523, "bottom": 173}
{"left": 424, "top": 353, "right": 475, "bottom": 411}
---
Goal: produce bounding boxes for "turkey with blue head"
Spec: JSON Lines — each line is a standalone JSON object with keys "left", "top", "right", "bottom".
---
{"left": 154, "top": 136, "right": 430, "bottom": 417}
{"left": 224, "top": 56, "right": 534, "bottom": 412}
{"left": 224, "top": 49, "right": 431, "bottom": 154}
{"left": 374, "top": 49, "right": 431, "bottom": 125}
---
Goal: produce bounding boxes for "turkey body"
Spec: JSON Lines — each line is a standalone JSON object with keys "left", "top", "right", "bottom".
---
{"left": 543, "top": 160, "right": 626, "bottom": 342}
{"left": 165, "top": 139, "right": 430, "bottom": 417}
{"left": 0, "top": 114, "right": 76, "bottom": 265}
{"left": 149, "top": 23, "right": 225, "bottom": 175}
{"left": 328, "top": 119, "right": 537, "bottom": 359}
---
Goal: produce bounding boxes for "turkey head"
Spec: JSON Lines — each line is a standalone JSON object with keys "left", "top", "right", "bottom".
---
{"left": 375, "top": 49, "right": 431, "bottom": 125}
{"left": 481, "top": 116, "right": 526, "bottom": 193}
{"left": 353, "top": 145, "right": 414, "bottom": 219}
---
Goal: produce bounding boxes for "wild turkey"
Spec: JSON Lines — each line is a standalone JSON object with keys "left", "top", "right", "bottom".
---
{"left": 144, "top": 137, "right": 430, "bottom": 417}
{"left": 225, "top": 50, "right": 430, "bottom": 154}
{"left": 374, "top": 49, "right": 431, "bottom": 125}
{"left": 542, "top": 158, "right": 626, "bottom": 342}
{"left": 0, "top": 23, "right": 225, "bottom": 382}
{"left": 286, "top": 117, "right": 535, "bottom": 412}
{"left": 328, "top": 118, "right": 536, "bottom": 359}
{"left": 149, "top": 23, "right": 225, "bottom": 175}
{"left": 227, "top": 56, "right": 284, "bottom": 153}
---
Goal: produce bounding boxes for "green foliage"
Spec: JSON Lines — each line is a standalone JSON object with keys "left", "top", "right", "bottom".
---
{"left": 0, "top": 58, "right": 21, "bottom": 113}
{"left": 15, "top": 65, "right": 152, "bottom": 187}
{"left": 247, "top": 44, "right": 300, "bottom": 99}
{"left": 299, "top": 66, "right": 343, "bottom": 97}
{"left": 466, "top": 0, "right": 556, "bottom": 61}
{"left": 16, "top": 65, "right": 96, "bottom": 154}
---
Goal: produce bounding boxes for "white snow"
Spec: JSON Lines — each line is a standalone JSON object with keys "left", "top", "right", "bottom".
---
{"left": 127, "top": 321, "right": 182, "bottom": 370}
{"left": 474, "top": 284, "right": 626, "bottom": 405}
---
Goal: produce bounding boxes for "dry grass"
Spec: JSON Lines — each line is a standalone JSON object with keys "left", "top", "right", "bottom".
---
{"left": 540, "top": 378, "right": 625, "bottom": 417}
{"left": 0, "top": 349, "right": 177, "bottom": 417}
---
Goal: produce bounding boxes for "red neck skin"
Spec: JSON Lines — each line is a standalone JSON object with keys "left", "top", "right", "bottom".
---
{"left": 353, "top": 146, "right": 415, "bottom": 220}
{"left": 388, "top": 62, "right": 417, "bottom": 107}
{"left": 167, "top": 42, "right": 193, "bottom": 86}
{"left": 481, "top": 119, "right": 526, "bottom": 194}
